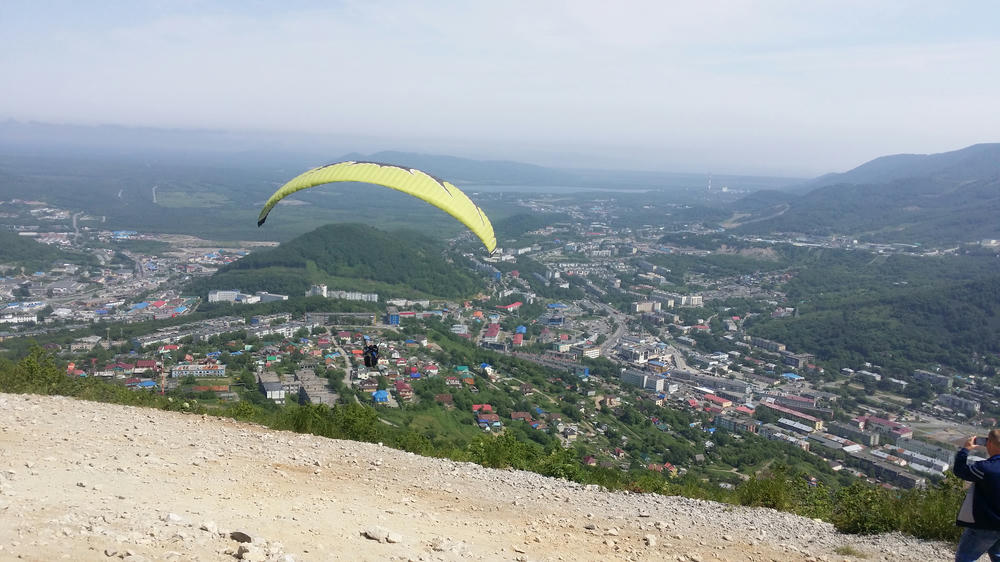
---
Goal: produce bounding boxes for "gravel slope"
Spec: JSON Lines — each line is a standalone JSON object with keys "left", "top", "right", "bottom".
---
{"left": 0, "top": 394, "right": 954, "bottom": 561}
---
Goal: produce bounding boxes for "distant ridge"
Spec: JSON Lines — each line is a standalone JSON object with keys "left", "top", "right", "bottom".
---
{"left": 729, "top": 143, "right": 1000, "bottom": 244}
{"left": 808, "top": 143, "right": 1000, "bottom": 188}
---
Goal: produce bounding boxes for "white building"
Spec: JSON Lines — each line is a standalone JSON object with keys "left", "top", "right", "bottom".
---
{"left": 208, "top": 289, "right": 241, "bottom": 303}
{"left": 170, "top": 363, "right": 227, "bottom": 378}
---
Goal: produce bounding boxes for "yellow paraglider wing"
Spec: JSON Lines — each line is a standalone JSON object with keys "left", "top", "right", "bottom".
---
{"left": 257, "top": 161, "right": 496, "bottom": 253}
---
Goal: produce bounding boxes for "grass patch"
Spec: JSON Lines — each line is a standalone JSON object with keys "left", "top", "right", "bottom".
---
{"left": 833, "top": 545, "right": 867, "bottom": 558}
{"left": 156, "top": 191, "right": 230, "bottom": 208}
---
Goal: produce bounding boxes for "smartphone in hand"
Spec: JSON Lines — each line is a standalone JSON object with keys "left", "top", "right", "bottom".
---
{"left": 975, "top": 437, "right": 988, "bottom": 446}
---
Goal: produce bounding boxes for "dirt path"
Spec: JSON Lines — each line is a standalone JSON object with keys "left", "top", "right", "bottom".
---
{"left": 0, "top": 394, "right": 952, "bottom": 561}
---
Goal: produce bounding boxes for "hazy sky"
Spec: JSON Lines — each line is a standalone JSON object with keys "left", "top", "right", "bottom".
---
{"left": 2, "top": 1, "right": 998, "bottom": 175}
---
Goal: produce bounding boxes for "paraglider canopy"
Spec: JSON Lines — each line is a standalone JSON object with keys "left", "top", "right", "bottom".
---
{"left": 257, "top": 161, "right": 496, "bottom": 253}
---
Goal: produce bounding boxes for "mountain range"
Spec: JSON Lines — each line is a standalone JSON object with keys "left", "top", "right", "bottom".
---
{"left": 2, "top": 121, "right": 996, "bottom": 245}
{"left": 729, "top": 143, "right": 1000, "bottom": 244}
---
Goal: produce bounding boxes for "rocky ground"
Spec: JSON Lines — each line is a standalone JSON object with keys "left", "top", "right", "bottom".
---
{"left": 0, "top": 394, "right": 955, "bottom": 561}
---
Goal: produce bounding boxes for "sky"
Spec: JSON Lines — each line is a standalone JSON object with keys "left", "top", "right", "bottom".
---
{"left": 2, "top": 1, "right": 999, "bottom": 176}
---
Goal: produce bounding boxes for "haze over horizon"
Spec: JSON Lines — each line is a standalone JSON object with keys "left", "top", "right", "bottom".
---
{"left": 2, "top": 1, "right": 998, "bottom": 176}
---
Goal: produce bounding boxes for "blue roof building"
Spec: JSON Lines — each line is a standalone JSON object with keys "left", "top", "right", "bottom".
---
{"left": 373, "top": 390, "right": 389, "bottom": 404}
{"left": 781, "top": 372, "right": 804, "bottom": 381}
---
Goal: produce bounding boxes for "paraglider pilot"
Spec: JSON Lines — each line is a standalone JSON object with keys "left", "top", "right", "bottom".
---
{"left": 363, "top": 343, "right": 379, "bottom": 369}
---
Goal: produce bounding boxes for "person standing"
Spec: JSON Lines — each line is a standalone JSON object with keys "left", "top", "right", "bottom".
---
{"left": 955, "top": 430, "right": 1000, "bottom": 562}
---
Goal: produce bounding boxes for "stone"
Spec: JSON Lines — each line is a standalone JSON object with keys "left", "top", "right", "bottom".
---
{"left": 362, "top": 526, "right": 389, "bottom": 542}
{"left": 161, "top": 513, "right": 183, "bottom": 524}
{"left": 230, "top": 531, "right": 253, "bottom": 543}
{"left": 237, "top": 544, "right": 264, "bottom": 561}
{"left": 644, "top": 534, "right": 657, "bottom": 547}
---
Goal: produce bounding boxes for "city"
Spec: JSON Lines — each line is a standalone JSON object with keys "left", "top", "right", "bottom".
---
{"left": 2, "top": 190, "right": 994, "bottom": 496}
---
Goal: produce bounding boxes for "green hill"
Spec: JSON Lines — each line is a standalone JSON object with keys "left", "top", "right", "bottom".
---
{"left": 186, "top": 223, "right": 484, "bottom": 299}
{"left": 0, "top": 230, "right": 90, "bottom": 272}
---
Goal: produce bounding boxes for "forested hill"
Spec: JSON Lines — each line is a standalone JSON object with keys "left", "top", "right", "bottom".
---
{"left": 807, "top": 143, "right": 1000, "bottom": 189}
{"left": 0, "top": 231, "right": 90, "bottom": 272}
{"left": 185, "top": 223, "right": 484, "bottom": 299}
{"left": 730, "top": 143, "right": 1000, "bottom": 244}
{"left": 748, "top": 254, "right": 1000, "bottom": 373}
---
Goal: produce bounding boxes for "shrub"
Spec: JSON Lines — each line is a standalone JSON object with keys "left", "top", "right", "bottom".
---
{"left": 832, "top": 482, "right": 898, "bottom": 535}
{"left": 896, "top": 475, "right": 964, "bottom": 542}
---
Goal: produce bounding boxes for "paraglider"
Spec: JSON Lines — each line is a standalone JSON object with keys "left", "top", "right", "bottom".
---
{"left": 257, "top": 161, "right": 497, "bottom": 253}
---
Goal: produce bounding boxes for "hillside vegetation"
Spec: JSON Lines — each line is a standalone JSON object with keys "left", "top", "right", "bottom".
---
{"left": 0, "top": 230, "right": 93, "bottom": 272}
{"left": 185, "top": 223, "right": 484, "bottom": 299}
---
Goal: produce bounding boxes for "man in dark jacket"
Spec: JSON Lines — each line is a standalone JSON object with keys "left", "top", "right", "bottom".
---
{"left": 954, "top": 430, "right": 1000, "bottom": 561}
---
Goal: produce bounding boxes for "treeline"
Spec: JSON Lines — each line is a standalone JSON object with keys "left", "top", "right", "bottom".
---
{"left": 0, "top": 347, "right": 965, "bottom": 543}
{"left": 657, "top": 232, "right": 757, "bottom": 251}
{"left": 493, "top": 212, "right": 570, "bottom": 240}
{"left": 643, "top": 252, "right": 784, "bottom": 284}
{"left": 185, "top": 223, "right": 484, "bottom": 299}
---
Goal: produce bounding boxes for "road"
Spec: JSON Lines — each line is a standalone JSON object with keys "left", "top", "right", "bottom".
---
{"left": 71, "top": 211, "right": 84, "bottom": 238}
{"left": 331, "top": 342, "right": 360, "bottom": 404}
{"left": 596, "top": 302, "right": 628, "bottom": 356}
